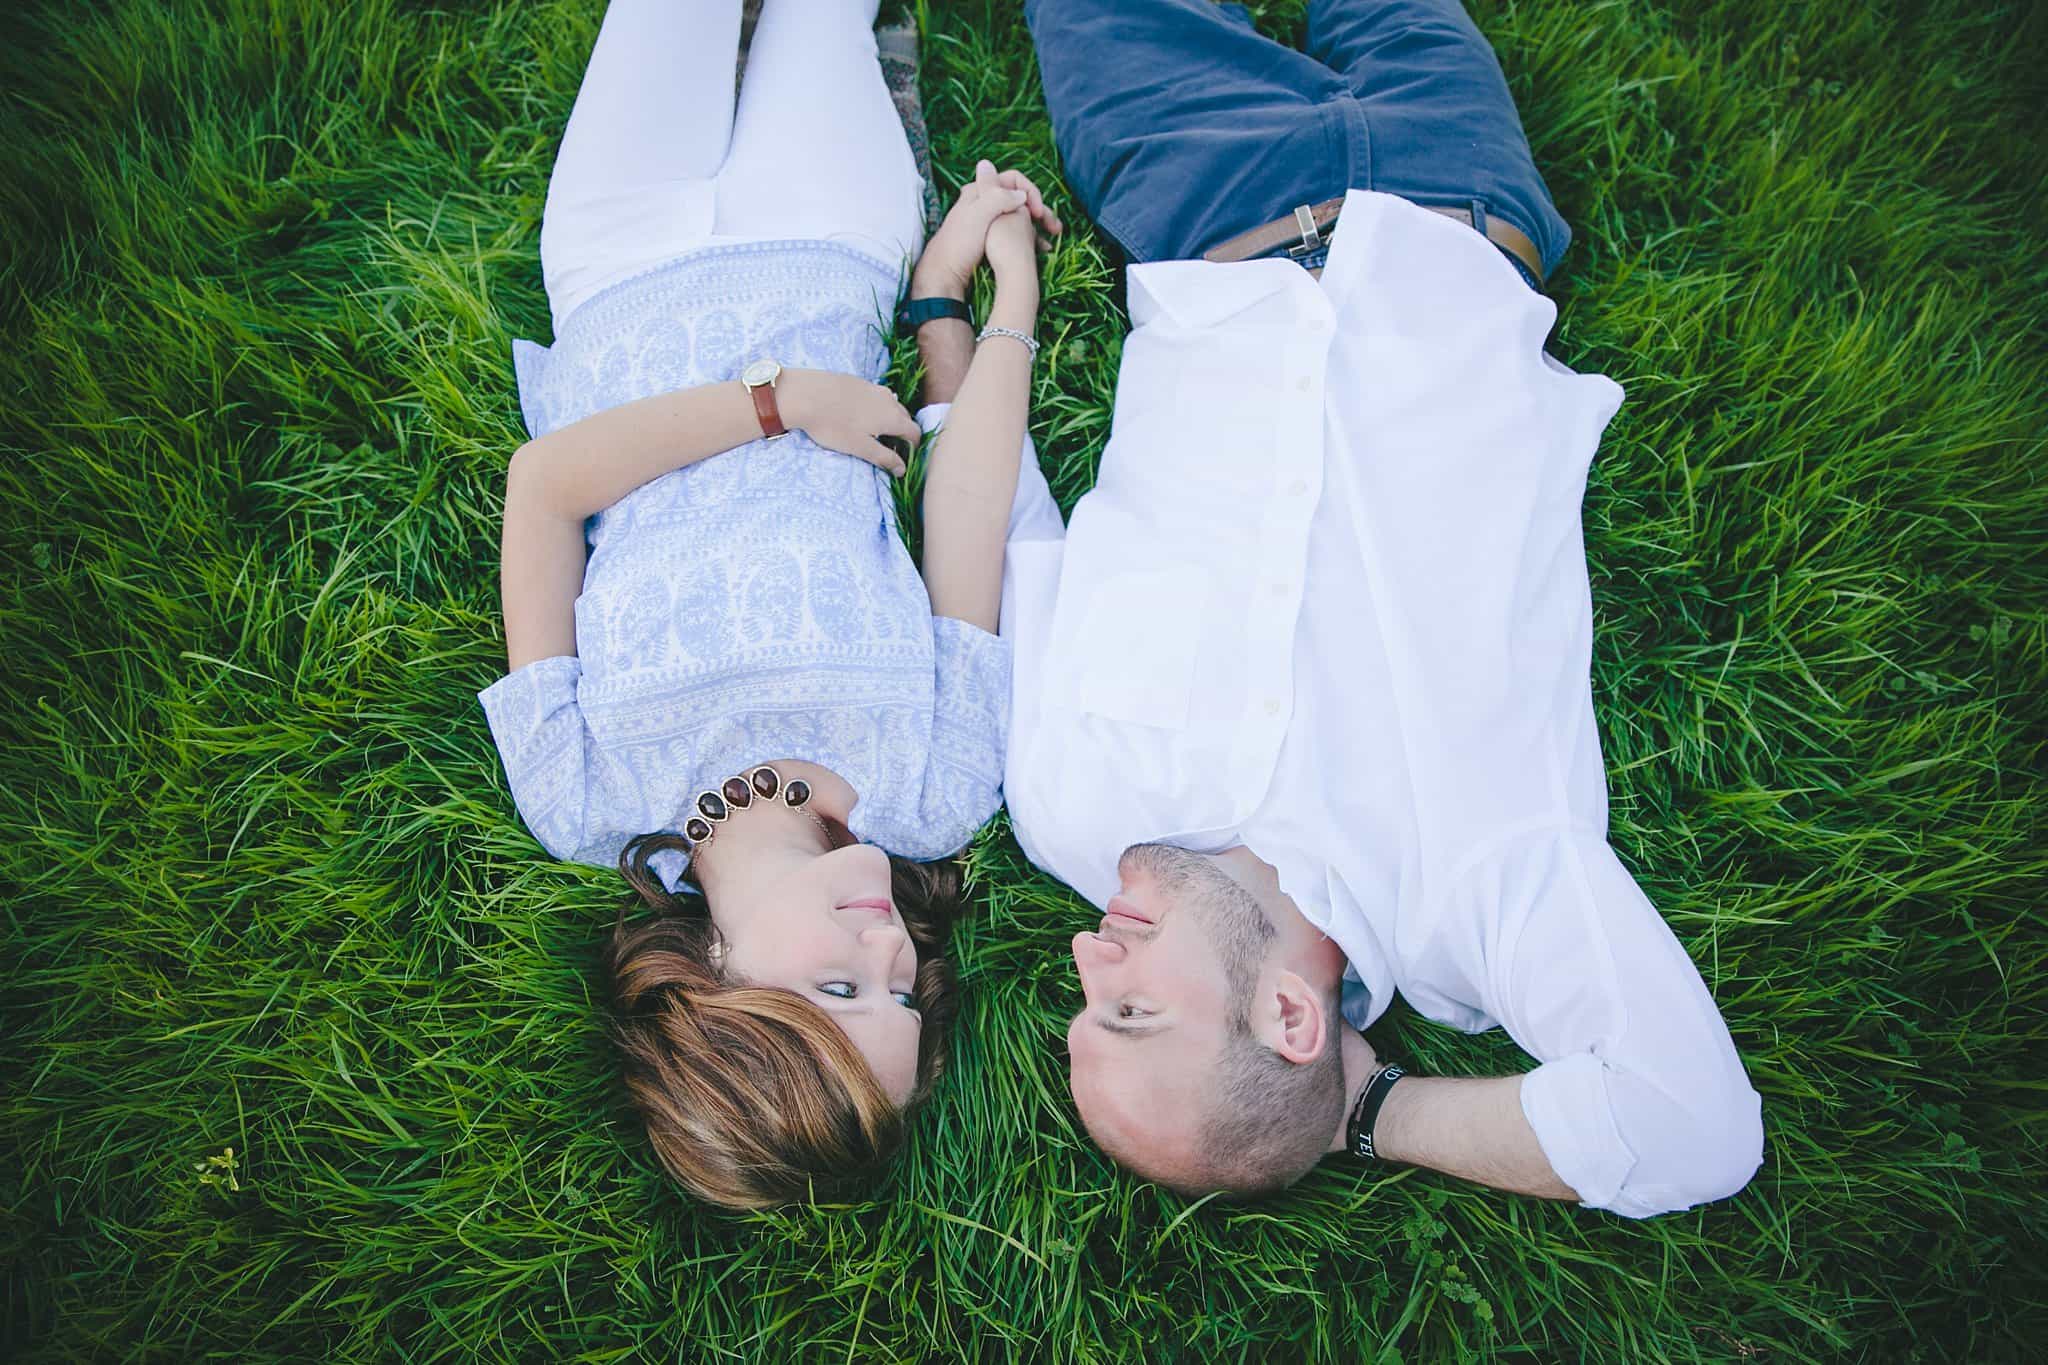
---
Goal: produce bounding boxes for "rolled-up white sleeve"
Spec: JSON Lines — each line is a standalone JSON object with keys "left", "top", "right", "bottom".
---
{"left": 1463, "top": 831, "right": 1764, "bottom": 1218}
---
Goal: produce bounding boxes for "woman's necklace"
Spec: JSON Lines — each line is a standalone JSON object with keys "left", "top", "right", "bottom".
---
{"left": 681, "top": 763, "right": 836, "bottom": 870}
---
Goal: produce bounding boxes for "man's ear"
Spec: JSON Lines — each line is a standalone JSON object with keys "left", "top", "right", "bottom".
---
{"left": 1265, "top": 969, "right": 1328, "bottom": 1065}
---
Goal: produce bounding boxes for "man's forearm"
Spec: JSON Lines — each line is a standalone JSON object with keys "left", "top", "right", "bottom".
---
{"left": 1371, "top": 1075, "right": 1579, "bottom": 1202}
{"left": 910, "top": 267, "right": 977, "bottom": 405}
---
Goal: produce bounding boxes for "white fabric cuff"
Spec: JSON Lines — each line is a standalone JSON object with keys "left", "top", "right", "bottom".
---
{"left": 915, "top": 402, "right": 1062, "bottom": 545}
{"left": 1519, "top": 1052, "right": 1644, "bottom": 1217}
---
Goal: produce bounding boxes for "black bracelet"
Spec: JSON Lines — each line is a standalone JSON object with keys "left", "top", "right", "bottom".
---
{"left": 1346, "top": 1063, "right": 1406, "bottom": 1162}
{"left": 895, "top": 296, "right": 972, "bottom": 333}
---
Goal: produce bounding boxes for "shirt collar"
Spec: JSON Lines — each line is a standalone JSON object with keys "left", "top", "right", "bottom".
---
{"left": 1129, "top": 190, "right": 1399, "bottom": 329}
{"left": 1126, "top": 255, "right": 1310, "bottom": 330}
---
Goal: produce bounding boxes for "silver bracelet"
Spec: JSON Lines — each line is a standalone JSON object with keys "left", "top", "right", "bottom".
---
{"left": 976, "top": 325, "right": 1040, "bottom": 359}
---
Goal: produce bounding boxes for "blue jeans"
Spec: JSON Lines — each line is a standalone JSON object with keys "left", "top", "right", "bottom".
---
{"left": 1025, "top": 0, "right": 1569, "bottom": 281}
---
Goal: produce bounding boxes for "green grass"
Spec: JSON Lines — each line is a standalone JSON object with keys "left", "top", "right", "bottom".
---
{"left": 4, "top": 0, "right": 2045, "bottom": 1359}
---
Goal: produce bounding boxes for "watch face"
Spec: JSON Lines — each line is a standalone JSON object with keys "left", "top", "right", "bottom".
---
{"left": 742, "top": 358, "right": 780, "bottom": 387}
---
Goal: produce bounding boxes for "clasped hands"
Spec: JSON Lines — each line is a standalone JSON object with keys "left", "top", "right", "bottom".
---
{"left": 779, "top": 159, "right": 1061, "bottom": 477}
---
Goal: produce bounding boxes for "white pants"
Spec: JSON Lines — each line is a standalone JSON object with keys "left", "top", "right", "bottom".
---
{"left": 539, "top": 0, "right": 928, "bottom": 330}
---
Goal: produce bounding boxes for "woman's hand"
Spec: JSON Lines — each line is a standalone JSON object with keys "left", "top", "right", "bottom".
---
{"left": 983, "top": 163, "right": 1062, "bottom": 270}
{"left": 776, "top": 368, "right": 921, "bottom": 476}
{"left": 984, "top": 166, "right": 1055, "bottom": 289}
{"left": 911, "top": 161, "right": 1058, "bottom": 409}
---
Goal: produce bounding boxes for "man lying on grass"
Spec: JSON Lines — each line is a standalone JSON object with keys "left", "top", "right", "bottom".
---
{"left": 998, "top": 0, "right": 1764, "bottom": 1214}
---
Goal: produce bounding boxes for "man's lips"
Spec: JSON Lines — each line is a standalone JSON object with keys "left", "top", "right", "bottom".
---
{"left": 1103, "top": 896, "right": 1154, "bottom": 928}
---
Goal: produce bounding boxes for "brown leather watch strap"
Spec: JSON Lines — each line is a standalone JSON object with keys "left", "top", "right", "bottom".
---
{"left": 1203, "top": 197, "right": 1547, "bottom": 287}
{"left": 748, "top": 376, "right": 786, "bottom": 438}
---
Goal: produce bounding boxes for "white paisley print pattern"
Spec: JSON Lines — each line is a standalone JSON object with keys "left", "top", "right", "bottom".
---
{"left": 481, "top": 241, "right": 1010, "bottom": 889}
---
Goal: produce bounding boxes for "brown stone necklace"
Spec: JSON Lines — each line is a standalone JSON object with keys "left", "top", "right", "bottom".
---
{"left": 680, "top": 763, "right": 835, "bottom": 869}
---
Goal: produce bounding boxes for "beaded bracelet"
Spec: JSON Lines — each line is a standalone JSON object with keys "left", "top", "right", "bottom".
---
{"left": 976, "top": 325, "right": 1040, "bottom": 359}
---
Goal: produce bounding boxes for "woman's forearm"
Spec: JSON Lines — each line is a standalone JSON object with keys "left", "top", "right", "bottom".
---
{"left": 508, "top": 380, "right": 764, "bottom": 525}
{"left": 499, "top": 369, "right": 914, "bottom": 669}
{"left": 499, "top": 380, "right": 765, "bottom": 668}
{"left": 919, "top": 277, "right": 1038, "bottom": 633}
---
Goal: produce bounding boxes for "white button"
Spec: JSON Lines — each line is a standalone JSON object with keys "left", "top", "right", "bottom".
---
{"left": 1287, "top": 478, "right": 1309, "bottom": 496}
{"left": 1270, "top": 581, "right": 1289, "bottom": 597}
{"left": 1295, "top": 376, "right": 1312, "bottom": 393}
{"left": 1264, "top": 699, "right": 1283, "bottom": 716}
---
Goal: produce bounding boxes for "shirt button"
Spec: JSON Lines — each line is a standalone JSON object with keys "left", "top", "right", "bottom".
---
{"left": 1295, "top": 376, "right": 1313, "bottom": 393}
{"left": 1264, "top": 699, "right": 1283, "bottom": 716}
{"left": 1287, "top": 478, "right": 1309, "bottom": 496}
{"left": 1270, "top": 581, "right": 1289, "bottom": 597}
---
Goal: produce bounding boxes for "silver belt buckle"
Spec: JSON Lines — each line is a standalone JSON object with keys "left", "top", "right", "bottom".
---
{"left": 1286, "top": 203, "right": 1322, "bottom": 258}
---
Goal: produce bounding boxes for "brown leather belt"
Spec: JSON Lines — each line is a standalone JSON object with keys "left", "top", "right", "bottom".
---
{"left": 1201, "top": 196, "right": 1546, "bottom": 287}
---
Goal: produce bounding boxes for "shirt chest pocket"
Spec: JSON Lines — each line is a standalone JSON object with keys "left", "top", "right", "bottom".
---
{"left": 1044, "top": 568, "right": 1207, "bottom": 731}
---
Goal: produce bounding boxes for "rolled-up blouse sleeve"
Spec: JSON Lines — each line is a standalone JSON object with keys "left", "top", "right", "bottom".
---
{"left": 478, "top": 655, "right": 607, "bottom": 866}
{"left": 896, "top": 400, "right": 1051, "bottom": 860}
{"left": 901, "top": 615, "right": 1012, "bottom": 860}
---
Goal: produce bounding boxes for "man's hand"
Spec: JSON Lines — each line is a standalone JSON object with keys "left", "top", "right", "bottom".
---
{"left": 776, "top": 369, "right": 919, "bottom": 476}
{"left": 912, "top": 162, "right": 1030, "bottom": 300}
{"left": 987, "top": 162, "right": 1063, "bottom": 252}
{"left": 912, "top": 159, "right": 1062, "bottom": 299}
{"left": 1351, "top": 1030, "right": 1381, "bottom": 1082}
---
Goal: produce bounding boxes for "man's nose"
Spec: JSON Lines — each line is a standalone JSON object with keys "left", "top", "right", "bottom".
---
{"left": 1070, "top": 931, "right": 1126, "bottom": 1000}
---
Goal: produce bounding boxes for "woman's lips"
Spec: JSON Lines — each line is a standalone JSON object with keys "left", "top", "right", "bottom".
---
{"left": 839, "top": 897, "right": 896, "bottom": 917}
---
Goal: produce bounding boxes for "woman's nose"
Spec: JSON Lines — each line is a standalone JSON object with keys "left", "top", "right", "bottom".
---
{"left": 859, "top": 923, "right": 909, "bottom": 956}
{"left": 844, "top": 840, "right": 894, "bottom": 879}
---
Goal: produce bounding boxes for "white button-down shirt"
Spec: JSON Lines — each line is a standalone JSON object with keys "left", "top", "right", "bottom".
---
{"left": 997, "top": 191, "right": 1762, "bottom": 1218}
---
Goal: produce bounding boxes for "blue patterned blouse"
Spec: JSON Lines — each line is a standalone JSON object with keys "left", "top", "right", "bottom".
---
{"left": 480, "top": 241, "right": 1010, "bottom": 888}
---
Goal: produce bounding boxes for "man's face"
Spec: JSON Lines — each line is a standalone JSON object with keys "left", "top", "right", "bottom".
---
{"left": 1065, "top": 845, "right": 1271, "bottom": 1173}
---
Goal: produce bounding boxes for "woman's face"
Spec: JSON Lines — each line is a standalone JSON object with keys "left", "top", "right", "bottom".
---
{"left": 710, "top": 840, "right": 924, "bottom": 1105}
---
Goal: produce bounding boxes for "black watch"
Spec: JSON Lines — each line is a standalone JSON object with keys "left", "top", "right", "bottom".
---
{"left": 895, "top": 295, "right": 973, "bottom": 333}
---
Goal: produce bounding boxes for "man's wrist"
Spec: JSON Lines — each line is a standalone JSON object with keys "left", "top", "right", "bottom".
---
{"left": 900, "top": 296, "right": 974, "bottom": 334}
{"left": 908, "top": 267, "right": 970, "bottom": 303}
{"left": 1346, "top": 1062, "right": 1409, "bottom": 1162}
{"left": 1363, "top": 1071, "right": 1423, "bottom": 1165}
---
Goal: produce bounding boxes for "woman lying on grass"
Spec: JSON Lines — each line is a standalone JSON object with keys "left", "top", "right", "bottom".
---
{"left": 480, "top": 0, "right": 1057, "bottom": 1208}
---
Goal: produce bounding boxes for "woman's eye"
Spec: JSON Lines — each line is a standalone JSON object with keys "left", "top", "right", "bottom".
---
{"left": 892, "top": 991, "right": 917, "bottom": 1010}
{"left": 820, "top": 982, "right": 857, "bottom": 999}
{"left": 1117, "top": 1003, "right": 1143, "bottom": 1019}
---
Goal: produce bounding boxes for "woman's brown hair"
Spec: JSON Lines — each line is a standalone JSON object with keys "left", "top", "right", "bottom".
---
{"left": 603, "top": 832, "right": 963, "bottom": 1209}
